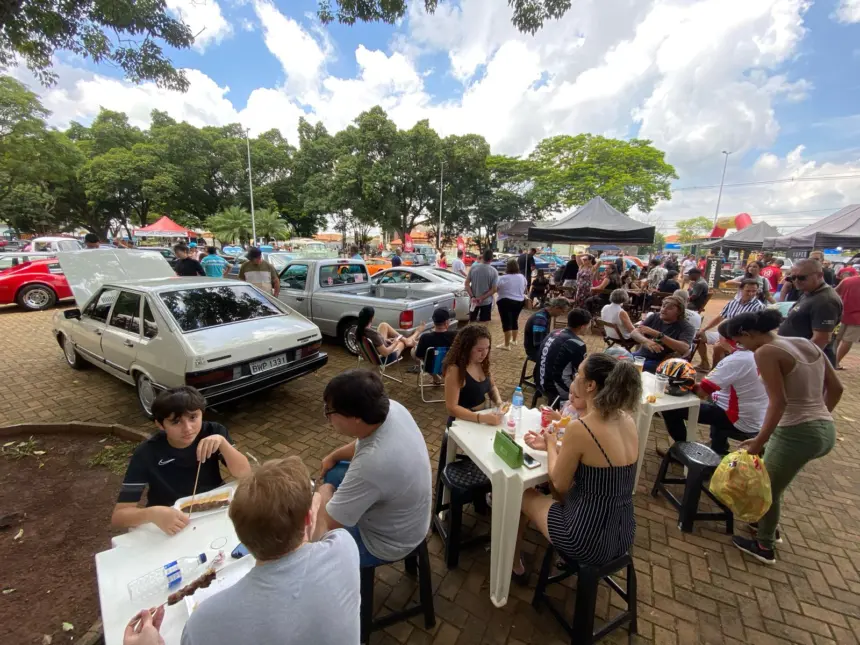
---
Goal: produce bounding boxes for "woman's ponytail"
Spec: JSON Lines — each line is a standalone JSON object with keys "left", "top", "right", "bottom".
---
{"left": 584, "top": 353, "right": 642, "bottom": 417}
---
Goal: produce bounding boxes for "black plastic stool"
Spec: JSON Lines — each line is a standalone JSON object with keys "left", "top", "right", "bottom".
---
{"left": 519, "top": 356, "right": 544, "bottom": 407}
{"left": 432, "top": 431, "right": 491, "bottom": 568}
{"left": 532, "top": 546, "right": 637, "bottom": 644}
{"left": 360, "top": 540, "right": 435, "bottom": 643}
{"left": 651, "top": 441, "right": 734, "bottom": 534}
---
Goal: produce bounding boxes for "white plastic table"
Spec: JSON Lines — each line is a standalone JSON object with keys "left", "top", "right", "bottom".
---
{"left": 444, "top": 377, "right": 701, "bottom": 608}
{"left": 96, "top": 498, "right": 248, "bottom": 645}
{"left": 446, "top": 407, "right": 548, "bottom": 608}
{"left": 634, "top": 371, "right": 701, "bottom": 491}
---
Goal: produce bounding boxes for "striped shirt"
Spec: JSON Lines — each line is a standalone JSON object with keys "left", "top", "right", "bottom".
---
{"left": 720, "top": 296, "right": 766, "bottom": 319}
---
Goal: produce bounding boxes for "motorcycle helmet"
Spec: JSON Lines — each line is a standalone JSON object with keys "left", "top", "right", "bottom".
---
{"left": 656, "top": 358, "right": 696, "bottom": 395}
{"left": 604, "top": 346, "right": 633, "bottom": 362}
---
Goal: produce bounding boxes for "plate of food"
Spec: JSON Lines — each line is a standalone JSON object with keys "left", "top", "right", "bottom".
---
{"left": 173, "top": 485, "right": 233, "bottom": 518}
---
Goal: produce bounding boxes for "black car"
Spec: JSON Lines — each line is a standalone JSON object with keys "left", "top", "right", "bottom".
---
{"left": 137, "top": 246, "right": 179, "bottom": 269}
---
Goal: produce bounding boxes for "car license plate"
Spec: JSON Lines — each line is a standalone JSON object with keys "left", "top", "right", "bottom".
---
{"left": 249, "top": 353, "right": 288, "bottom": 375}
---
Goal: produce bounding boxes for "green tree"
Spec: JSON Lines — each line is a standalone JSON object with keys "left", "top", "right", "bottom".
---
{"left": 0, "top": 76, "right": 84, "bottom": 232}
{"left": 317, "top": 0, "right": 573, "bottom": 34}
{"left": 526, "top": 134, "right": 677, "bottom": 214}
{"left": 1, "top": 0, "right": 194, "bottom": 90}
{"left": 254, "top": 208, "right": 289, "bottom": 242}
{"left": 207, "top": 206, "right": 252, "bottom": 245}
{"left": 675, "top": 216, "right": 713, "bottom": 243}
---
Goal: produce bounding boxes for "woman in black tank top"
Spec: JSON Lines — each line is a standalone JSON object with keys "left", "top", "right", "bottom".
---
{"left": 443, "top": 325, "right": 505, "bottom": 427}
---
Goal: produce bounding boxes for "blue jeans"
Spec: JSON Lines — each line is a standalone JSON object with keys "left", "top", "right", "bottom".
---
{"left": 323, "top": 461, "right": 389, "bottom": 567}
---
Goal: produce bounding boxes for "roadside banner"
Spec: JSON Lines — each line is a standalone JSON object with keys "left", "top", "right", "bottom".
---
{"left": 457, "top": 236, "right": 465, "bottom": 252}
{"left": 404, "top": 234, "right": 414, "bottom": 252}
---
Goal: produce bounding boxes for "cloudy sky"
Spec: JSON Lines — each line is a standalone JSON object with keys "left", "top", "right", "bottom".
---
{"left": 10, "top": 0, "right": 860, "bottom": 234}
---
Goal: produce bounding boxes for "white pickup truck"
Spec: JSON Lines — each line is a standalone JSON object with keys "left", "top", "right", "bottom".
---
{"left": 276, "top": 258, "right": 459, "bottom": 354}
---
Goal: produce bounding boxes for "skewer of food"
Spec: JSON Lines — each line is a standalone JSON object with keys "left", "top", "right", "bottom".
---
{"left": 180, "top": 491, "right": 231, "bottom": 514}
{"left": 167, "top": 569, "right": 217, "bottom": 606}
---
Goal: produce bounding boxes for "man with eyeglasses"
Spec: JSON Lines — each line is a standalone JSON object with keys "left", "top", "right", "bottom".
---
{"left": 778, "top": 258, "right": 843, "bottom": 365}
{"left": 312, "top": 369, "right": 432, "bottom": 567}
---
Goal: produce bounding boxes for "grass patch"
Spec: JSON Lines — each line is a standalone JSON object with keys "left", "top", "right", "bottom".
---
{"left": 88, "top": 441, "right": 137, "bottom": 475}
{"left": 1, "top": 437, "right": 42, "bottom": 460}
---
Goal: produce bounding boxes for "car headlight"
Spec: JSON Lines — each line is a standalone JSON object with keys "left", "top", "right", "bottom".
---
{"left": 455, "top": 289, "right": 468, "bottom": 297}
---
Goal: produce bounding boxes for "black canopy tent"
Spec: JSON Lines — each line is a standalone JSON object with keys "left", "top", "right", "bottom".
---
{"left": 701, "top": 221, "right": 781, "bottom": 251}
{"left": 527, "top": 197, "right": 656, "bottom": 245}
{"left": 763, "top": 204, "right": 860, "bottom": 250}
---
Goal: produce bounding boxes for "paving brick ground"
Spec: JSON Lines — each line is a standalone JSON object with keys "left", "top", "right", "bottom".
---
{"left": 2, "top": 297, "right": 859, "bottom": 645}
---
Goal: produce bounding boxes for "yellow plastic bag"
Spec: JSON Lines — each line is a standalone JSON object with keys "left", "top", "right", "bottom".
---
{"left": 708, "top": 450, "right": 772, "bottom": 522}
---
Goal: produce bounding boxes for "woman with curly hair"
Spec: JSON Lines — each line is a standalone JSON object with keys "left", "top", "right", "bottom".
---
{"left": 574, "top": 255, "right": 596, "bottom": 308}
{"left": 443, "top": 324, "right": 505, "bottom": 426}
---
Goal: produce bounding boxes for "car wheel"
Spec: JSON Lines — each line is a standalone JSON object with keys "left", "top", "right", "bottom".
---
{"left": 16, "top": 284, "right": 57, "bottom": 311}
{"left": 135, "top": 372, "right": 156, "bottom": 420}
{"left": 61, "top": 334, "right": 86, "bottom": 370}
{"left": 341, "top": 319, "right": 359, "bottom": 355}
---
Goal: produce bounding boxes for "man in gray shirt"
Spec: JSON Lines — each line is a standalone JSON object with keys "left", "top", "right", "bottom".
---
{"left": 466, "top": 248, "right": 499, "bottom": 322}
{"left": 181, "top": 457, "right": 359, "bottom": 645}
{"left": 314, "top": 369, "right": 432, "bottom": 565}
{"left": 687, "top": 267, "right": 709, "bottom": 312}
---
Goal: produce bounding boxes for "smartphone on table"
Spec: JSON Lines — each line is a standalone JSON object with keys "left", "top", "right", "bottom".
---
{"left": 523, "top": 453, "right": 541, "bottom": 469}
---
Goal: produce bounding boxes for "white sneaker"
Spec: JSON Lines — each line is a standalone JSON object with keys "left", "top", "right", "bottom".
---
{"left": 496, "top": 343, "right": 511, "bottom": 351}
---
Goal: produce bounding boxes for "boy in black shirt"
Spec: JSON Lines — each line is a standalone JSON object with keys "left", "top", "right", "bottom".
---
{"left": 415, "top": 308, "right": 458, "bottom": 382}
{"left": 112, "top": 386, "right": 251, "bottom": 535}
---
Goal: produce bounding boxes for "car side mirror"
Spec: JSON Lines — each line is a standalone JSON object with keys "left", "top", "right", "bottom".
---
{"left": 64, "top": 309, "right": 81, "bottom": 320}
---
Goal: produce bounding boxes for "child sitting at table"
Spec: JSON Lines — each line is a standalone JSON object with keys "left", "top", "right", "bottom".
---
{"left": 512, "top": 353, "right": 641, "bottom": 582}
{"left": 112, "top": 386, "right": 252, "bottom": 536}
{"left": 530, "top": 269, "right": 550, "bottom": 308}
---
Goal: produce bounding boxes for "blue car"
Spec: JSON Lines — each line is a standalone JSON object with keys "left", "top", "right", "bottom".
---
{"left": 227, "top": 251, "right": 294, "bottom": 277}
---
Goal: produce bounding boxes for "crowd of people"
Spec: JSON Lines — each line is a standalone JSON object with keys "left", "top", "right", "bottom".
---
{"left": 116, "top": 244, "right": 855, "bottom": 644}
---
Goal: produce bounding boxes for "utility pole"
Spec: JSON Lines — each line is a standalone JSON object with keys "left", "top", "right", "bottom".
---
{"left": 713, "top": 150, "right": 732, "bottom": 226}
{"left": 437, "top": 161, "right": 444, "bottom": 250}
{"left": 245, "top": 129, "right": 256, "bottom": 244}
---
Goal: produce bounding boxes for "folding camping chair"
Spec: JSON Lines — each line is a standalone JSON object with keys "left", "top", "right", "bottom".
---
{"left": 593, "top": 319, "right": 637, "bottom": 352}
{"left": 357, "top": 336, "right": 404, "bottom": 383}
{"left": 417, "top": 347, "right": 448, "bottom": 403}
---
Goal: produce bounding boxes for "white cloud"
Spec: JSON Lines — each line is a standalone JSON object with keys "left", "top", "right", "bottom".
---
{"left": 649, "top": 145, "right": 860, "bottom": 233}
{"left": 835, "top": 0, "right": 860, "bottom": 23}
{"left": 166, "top": 0, "right": 233, "bottom": 51}
{"left": 253, "top": 0, "right": 330, "bottom": 98}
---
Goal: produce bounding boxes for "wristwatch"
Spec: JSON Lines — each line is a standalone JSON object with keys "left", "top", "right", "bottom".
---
{"left": 656, "top": 333, "right": 665, "bottom": 343}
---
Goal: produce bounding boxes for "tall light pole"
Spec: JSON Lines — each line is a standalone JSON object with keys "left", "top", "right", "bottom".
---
{"left": 713, "top": 150, "right": 732, "bottom": 226}
{"left": 245, "top": 129, "right": 256, "bottom": 244}
{"left": 437, "top": 161, "right": 445, "bottom": 250}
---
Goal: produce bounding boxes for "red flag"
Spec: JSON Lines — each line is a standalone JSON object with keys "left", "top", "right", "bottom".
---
{"left": 404, "top": 234, "right": 414, "bottom": 252}
{"left": 456, "top": 236, "right": 465, "bottom": 252}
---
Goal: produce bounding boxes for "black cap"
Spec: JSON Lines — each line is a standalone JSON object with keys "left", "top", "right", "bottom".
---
{"left": 432, "top": 308, "right": 451, "bottom": 324}
{"left": 688, "top": 267, "right": 702, "bottom": 274}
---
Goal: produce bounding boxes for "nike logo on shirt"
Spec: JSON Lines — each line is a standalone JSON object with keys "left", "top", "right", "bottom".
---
{"left": 158, "top": 458, "right": 175, "bottom": 466}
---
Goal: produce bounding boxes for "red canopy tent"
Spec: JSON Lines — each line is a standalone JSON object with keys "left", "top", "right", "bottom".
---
{"left": 134, "top": 216, "right": 201, "bottom": 239}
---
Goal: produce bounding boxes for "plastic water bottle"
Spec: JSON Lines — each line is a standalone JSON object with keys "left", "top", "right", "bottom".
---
{"left": 127, "top": 553, "right": 208, "bottom": 602}
{"left": 509, "top": 386, "right": 524, "bottom": 437}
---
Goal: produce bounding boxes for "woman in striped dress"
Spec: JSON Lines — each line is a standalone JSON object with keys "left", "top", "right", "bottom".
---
{"left": 512, "top": 353, "right": 641, "bottom": 580}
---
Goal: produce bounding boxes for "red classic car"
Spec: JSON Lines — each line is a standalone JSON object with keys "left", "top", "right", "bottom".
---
{"left": 0, "top": 259, "right": 74, "bottom": 311}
